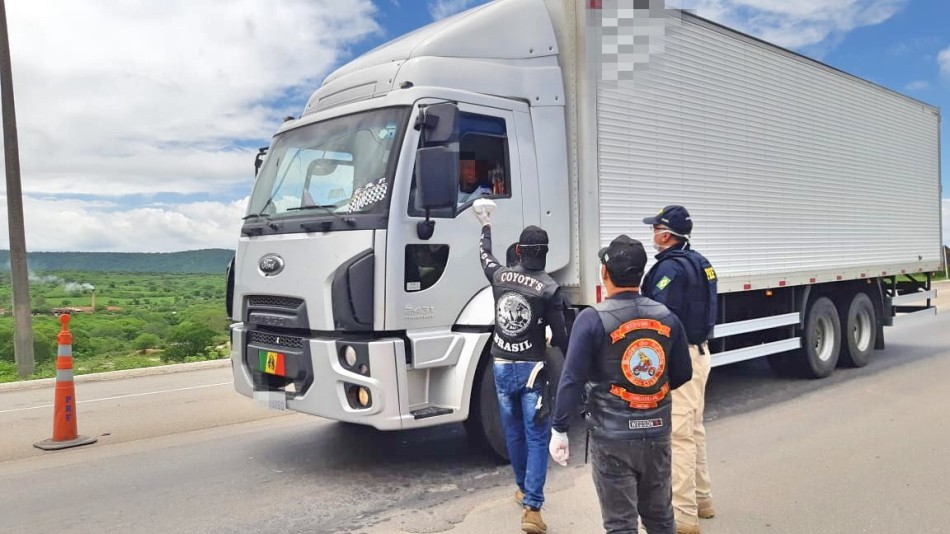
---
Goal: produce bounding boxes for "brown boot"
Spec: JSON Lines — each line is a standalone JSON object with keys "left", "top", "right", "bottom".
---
{"left": 521, "top": 507, "right": 547, "bottom": 534}
{"left": 675, "top": 521, "right": 701, "bottom": 534}
{"left": 515, "top": 489, "right": 524, "bottom": 506}
{"left": 697, "top": 498, "right": 716, "bottom": 519}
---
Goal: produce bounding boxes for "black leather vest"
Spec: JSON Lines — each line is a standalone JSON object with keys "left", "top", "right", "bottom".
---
{"left": 490, "top": 265, "right": 559, "bottom": 362}
{"left": 588, "top": 296, "right": 679, "bottom": 439}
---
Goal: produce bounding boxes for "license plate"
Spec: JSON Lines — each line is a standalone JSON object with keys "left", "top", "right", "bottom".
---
{"left": 253, "top": 391, "right": 286, "bottom": 411}
{"left": 259, "top": 349, "right": 286, "bottom": 376}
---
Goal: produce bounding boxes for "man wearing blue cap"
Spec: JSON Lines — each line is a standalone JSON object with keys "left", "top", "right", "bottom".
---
{"left": 642, "top": 206, "right": 718, "bottom": 534}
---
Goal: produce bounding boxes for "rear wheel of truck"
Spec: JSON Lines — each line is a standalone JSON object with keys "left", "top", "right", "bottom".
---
{"left": 464, "top": 360, "right": 509, "bottom": 463}
{"left": 838, "top": 292, "right": 876, "bottom": 368}
{"left": 799, "top": 296, "right": 841, "bottom": 378}
{"left": 768, "top": 296, "right": 841, "bottom": 378}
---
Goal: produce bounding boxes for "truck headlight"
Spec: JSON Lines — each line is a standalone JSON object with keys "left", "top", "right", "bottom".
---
{"left": 357, "top": 387, "right": 371, "bottom": 408}
{"left": 341, "top": 345, "right": 358, "bottom": 368}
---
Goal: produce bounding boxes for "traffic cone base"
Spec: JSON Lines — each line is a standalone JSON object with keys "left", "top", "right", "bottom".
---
{"left": 35, "top": 314, "right": 98, "bottom": 452}
{"left": 34, "top": 435, "right": 97, "bottom": 451}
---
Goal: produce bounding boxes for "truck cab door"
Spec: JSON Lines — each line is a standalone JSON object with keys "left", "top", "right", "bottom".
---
{"left": 386, "top": 102, "right": 526, "bottom": 331}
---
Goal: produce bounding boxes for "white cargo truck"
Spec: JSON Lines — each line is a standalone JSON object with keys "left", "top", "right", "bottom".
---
{"left": 228, "top": 0, "right": 943, "bottom": 457}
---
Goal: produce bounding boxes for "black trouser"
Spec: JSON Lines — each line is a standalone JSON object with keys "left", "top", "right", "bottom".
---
{"left": 590, "top": 435, "right": 675, "bottom": 534}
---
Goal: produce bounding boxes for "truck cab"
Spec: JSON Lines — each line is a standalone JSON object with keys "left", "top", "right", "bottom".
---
{"left": 229, "top": 0, "right": 569, "bottom": 452}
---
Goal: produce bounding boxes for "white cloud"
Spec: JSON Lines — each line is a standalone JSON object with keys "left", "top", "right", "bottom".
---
{"left": 427, "top": 0, "right": 480, "bottom": 20}
{"left": 940, "top": 46, "right": 950, "bottom": 75}
{"left": 2, "top": 0, "right": 380, "bottom": 200}
{"left": 905, "top": 80, "right": 930, "bottom": 91}
{"left": 672, "top": 0, "right": 908, "bottom": 50}
{"left": 0, "top": 195, "right": 248, "bottom": 252}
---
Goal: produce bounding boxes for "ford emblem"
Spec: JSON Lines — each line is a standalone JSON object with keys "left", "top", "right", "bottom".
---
{"left": 259, "top": 254, "right": 285, "bottom": 276}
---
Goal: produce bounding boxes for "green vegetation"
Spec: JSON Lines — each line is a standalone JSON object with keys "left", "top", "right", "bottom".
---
{"left": 0, "top": 271, "right": 230, "bottom": 383}
{"left": 0, "top": 249, "right": 234, "bottom": 274}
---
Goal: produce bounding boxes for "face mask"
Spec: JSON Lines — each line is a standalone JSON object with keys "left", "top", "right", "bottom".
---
{"left": 653, "top": 230, "right": 669, "bottom": 252}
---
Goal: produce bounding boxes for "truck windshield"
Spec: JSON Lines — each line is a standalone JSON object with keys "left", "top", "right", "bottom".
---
{"left": 246, "top": 107, "right": 409, "bottom": 222}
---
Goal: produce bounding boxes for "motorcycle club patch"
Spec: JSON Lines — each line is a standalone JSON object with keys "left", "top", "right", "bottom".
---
{"left": 621, "top": 338, "right": 666, "bottom": 388}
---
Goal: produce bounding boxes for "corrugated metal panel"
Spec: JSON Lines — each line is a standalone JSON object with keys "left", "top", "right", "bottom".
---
{"left": 596, "top": 15, "right": 941, "bottom": 291}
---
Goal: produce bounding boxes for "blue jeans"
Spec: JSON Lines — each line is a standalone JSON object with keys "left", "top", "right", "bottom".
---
{"left": 493, "top": 361, "right": 551, "bottom": 510}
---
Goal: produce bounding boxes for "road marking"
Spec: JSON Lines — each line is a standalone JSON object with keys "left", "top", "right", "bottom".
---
{"left": 0, "top": 382, "right": 233, "bottom": 414}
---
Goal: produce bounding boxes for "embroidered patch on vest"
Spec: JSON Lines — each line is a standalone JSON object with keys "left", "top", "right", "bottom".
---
{"left": 621, "top": 338, "right": 666, "bottom": 387}
{"left": 496, "top": 292, "right": 532, "bottom": 337}
{"left": 704, "top": 266, "right": 717, "bottom": 281}
{"left": 610, "top": 383, "right": 670, "bottom": 409}
{"left": 629, "top": 418, "right": 664, "bottom": 429}
{"left": 656, "top": 276, "right": 672, "bottom": 290}
{"left": 610, "top": 319, "right": 672, "bottom": 343}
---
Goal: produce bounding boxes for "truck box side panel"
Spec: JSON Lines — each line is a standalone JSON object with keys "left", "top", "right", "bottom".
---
{"left": 595, "top": 14, "right": 942, "bottom": 292}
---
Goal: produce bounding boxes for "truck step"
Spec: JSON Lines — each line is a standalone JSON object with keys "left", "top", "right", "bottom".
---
{"left": 411, "top": 406, "right": 454, "bottom": 419}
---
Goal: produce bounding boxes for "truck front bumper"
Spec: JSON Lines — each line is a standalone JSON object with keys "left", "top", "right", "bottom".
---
{"left": 230, "top": 324, "right": 406, "bottom": 430}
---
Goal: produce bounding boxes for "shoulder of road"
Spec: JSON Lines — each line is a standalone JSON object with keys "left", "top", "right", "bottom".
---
{"left": 0, "top": 358, "right": 230, "bottom": 393}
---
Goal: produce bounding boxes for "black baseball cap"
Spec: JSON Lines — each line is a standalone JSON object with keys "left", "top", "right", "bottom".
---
{"left": 519, "top": 225, "right": 549, "bottom": 248}
{"left": 642, "top": 205, "right": 693, "bottom": 236}
{"left": 598, "top": 235, "right": 647, "bottom": 286}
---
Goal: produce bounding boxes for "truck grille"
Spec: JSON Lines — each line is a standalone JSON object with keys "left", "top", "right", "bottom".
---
{"left": 247, "top": 295, "right": 303, "bottom": 309}
{"left": 247, "top": 331, "right": 304, "bottom": 349}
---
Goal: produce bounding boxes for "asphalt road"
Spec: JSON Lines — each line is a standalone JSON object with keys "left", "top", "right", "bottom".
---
{"left": 0, "top": 286, "right": 946, "bottom": 533}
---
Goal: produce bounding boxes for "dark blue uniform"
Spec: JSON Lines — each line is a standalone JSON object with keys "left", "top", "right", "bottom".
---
{"left": 642, "top": 243, "right": 718, "bottom": 346}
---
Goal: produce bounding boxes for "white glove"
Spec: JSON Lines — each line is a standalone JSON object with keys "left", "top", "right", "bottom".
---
{"left": 473, "top": 198, "right": 495, "bottom": 226}
{"left": 549, "top": 429, "right": 569, "bottom": 466}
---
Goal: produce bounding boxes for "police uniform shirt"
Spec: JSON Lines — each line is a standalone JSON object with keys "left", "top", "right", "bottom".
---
{"left": 642, "top": 243, "right": 718, "bottom": 346}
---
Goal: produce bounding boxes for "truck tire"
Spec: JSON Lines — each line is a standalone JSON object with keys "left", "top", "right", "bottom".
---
{"left": 799, "top": 296, "right": 841, "bottom": 378}
{"left": 838, "top": 292, "right": 876, "bottom": 368}
{"left": 768, "top": 296, "right": 841, "bottom": 378}
{"left": 464, "top": 361, "right": 509, "bottom": 462}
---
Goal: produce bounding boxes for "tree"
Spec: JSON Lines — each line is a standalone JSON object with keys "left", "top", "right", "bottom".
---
{"left": 163, "top": 322, "right": 215, "bottom": 362}
{"left": 132, "top": 333, "right": 161, "bottom": 354}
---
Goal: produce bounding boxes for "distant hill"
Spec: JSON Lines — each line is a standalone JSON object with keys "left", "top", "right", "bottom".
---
{"left": 0, "top": 249, "right": 235, "bottom": 274}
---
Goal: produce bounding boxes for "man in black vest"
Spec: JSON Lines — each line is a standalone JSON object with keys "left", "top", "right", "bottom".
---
{"left": 642, "top": 206, "right": 718, "bottom": 534}
{"left": 476, "top": 207, "right": 569, "bottom": 534}
{"left": 550, "top": 235, "right": 692, "bottom": 533}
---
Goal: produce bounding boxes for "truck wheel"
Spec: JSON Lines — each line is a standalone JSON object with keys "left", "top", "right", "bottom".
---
{"left": 838, "top": 292, "right": 876, "bottom": 368}
{"left": 464, "top": 361, "right": 509, "bottom": 462}
{"left": 800, "top": 297, "right": 841, "bottom": 378}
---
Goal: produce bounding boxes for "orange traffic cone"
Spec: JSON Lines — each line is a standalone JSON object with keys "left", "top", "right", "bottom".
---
{"left": 34, "top": 314, "right": 97, "bottom": 451}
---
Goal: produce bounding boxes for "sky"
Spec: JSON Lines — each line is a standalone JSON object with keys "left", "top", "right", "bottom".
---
{"left": 0, "top": 0, "right": 946, "bottom": 252}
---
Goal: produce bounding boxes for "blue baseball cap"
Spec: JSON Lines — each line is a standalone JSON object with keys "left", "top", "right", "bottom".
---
{"left": 643, "top": 205, "right": 693, "bottom": 236}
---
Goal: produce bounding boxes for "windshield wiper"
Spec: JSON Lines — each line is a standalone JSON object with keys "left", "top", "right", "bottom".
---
{"left": 287, "top": 204, "right": 356, "bottom": 227}
{"left": 241, "top": 199, "right": 281, "bottom": 235}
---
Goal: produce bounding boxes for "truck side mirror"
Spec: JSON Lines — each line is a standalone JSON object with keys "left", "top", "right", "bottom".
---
{"left": 254, "top": 147, "right": 268, "bottom": 177}
{"left": 416, "top": 102, "right": 458, "bottom": 144}
{"left": 415, "top": 146, "right": 458, "bottom": 239}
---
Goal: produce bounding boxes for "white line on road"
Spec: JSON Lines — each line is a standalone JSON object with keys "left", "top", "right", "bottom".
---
{"left": 0, "top": 382, "right": 233, "bottom": 415}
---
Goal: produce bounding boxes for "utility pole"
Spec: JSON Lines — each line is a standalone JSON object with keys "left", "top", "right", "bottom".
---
{"left": 0, "top": 0, "right": 33, "bottom": 378}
